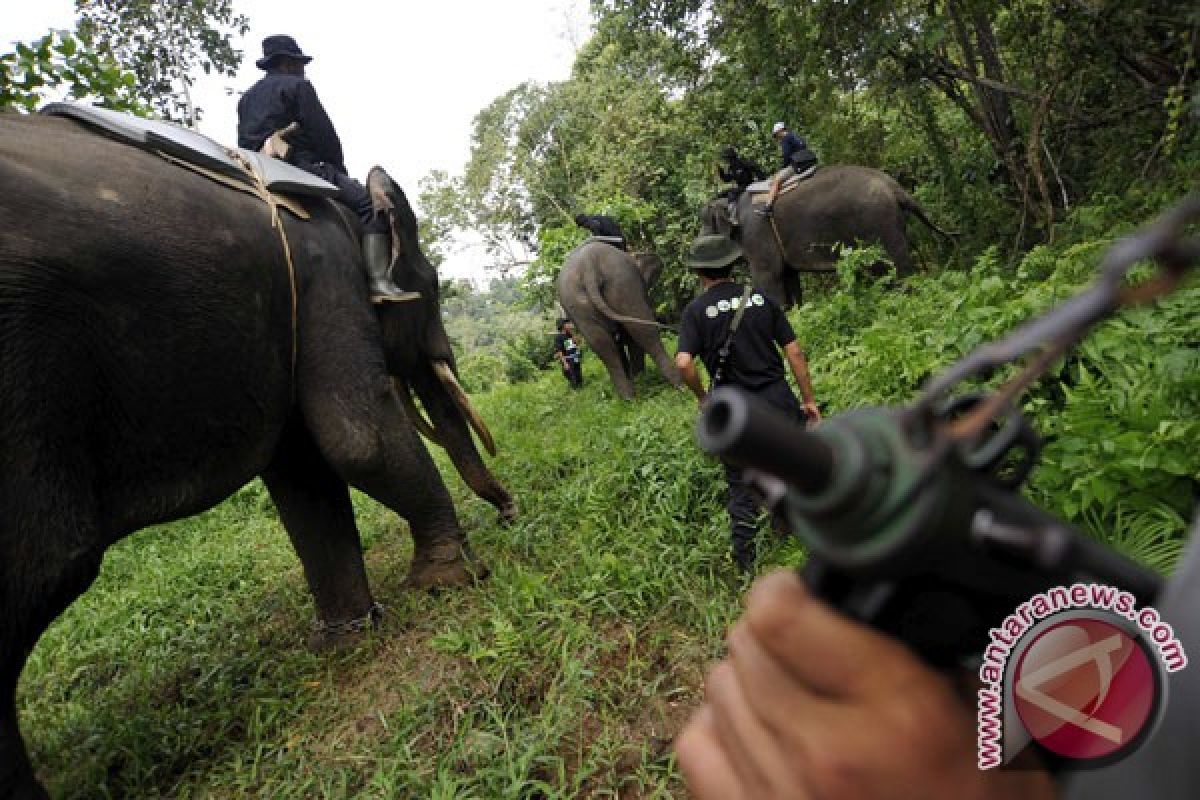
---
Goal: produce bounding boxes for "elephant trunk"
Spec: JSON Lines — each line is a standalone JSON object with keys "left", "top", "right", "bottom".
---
{"left": 433, "top": 360, "right": 497, "bottom": 457}
{"left": 394, "top": 378, "right": 444, "bottom": 445}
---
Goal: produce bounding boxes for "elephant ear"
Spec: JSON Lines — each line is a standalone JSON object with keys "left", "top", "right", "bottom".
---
{"left": 366, "top": 167, "right": 436, "bottom": 285}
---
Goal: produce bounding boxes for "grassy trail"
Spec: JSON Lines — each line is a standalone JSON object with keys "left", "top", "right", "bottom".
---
{"left": 21, "top": 365, "right": 770, "bottom": 798}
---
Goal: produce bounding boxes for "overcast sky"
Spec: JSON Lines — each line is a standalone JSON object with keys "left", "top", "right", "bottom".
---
{"left": 5, "top": 0, "right": 592, "bottom": 284}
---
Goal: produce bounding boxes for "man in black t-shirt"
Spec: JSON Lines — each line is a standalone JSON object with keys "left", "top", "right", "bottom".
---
{"left": 554, "top": 319, "right": 584, "bottom": 389}
{"left": 675, "top": 234, "right": 820, "bottom": 574}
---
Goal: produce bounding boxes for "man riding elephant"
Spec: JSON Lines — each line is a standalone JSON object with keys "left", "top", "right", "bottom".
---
{"left": 758, "top": 121, "right": 818, "bottom": 219}
{"left": 238, "top": 34, "right": 417, "bottom": 303}
{"left": 574, "top": 212, "right": 627, "bottom": 250}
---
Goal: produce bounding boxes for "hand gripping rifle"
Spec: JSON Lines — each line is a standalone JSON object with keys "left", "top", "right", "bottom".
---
{"left": 697, "top": 196, "right": 1200, "bottom": 667}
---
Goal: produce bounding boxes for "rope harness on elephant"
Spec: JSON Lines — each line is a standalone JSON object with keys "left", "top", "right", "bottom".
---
{"left": 768, "top": 216, "right": 787, "bottom": 260}
{"left": 155, "top": 148, "right": 304, "bottom": 395}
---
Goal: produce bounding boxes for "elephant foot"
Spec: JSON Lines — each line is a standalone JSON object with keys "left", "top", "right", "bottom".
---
{"left": 406, "top": 539, "right": 489, "bottom": 589}
{"left": 308, "top": 602, "right": 384, "bottom": 651}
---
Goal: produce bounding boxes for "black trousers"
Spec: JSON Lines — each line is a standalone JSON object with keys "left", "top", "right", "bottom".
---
{"left": 562, "top": 361, "right": 583, "bottom": 388}
{"left": 304, "top": 161, "right": 389, "bottom": 235}
{"left": 721, "top": 379, "right": 805, "bottom": 571}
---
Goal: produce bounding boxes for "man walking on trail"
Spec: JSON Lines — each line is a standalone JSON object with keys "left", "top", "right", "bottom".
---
{"left": 757, "top": 121, "right": 818, "bottom": 218}
{"left": 237, "top": 34, "right": 417, "bottom": 303}
{"left": 555, "top": 319, "right": 584, "bottom": 389}
{"left": 675, "top": 234, "right": 820, "bottom": 574}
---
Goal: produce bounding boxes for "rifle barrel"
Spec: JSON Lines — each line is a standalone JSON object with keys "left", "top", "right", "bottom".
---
{"left": 698, "top": 387, "right": 834, "bottom": 495}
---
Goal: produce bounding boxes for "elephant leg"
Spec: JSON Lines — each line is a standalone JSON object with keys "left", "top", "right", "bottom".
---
{"left": 299, "top": 370, "right": 483, "bottom": 589}
{"left": 615, "top": 330, "right": 634, "bottom": 381}
{"left": 747, "top": 253, "right": 790, "bottom": 310}
{"left": 1, "top": 479, "right": 104, "bottom": 799}
{"left": 880, "top": 223, "right": 914, "bottom": 277}
{"left": 625, "top": 340, "right": 647, "bottom": 378}
{"left": 409, "top": 369, "right": 516, "bottom": 524}
{"left": 575, "top": 316, "right": 635, "bottom": 399}
{"left": 784, "top": 270, "right": 804, "bottom": 308}
{"left": 261, "top": 424, "right": 377, "bottom": 641}
{"left": 623, "top": 322, "right": 681, "bottom": 388}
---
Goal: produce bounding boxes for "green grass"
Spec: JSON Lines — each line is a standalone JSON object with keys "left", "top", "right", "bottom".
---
{"left": 20, "top": 365, "right": 775, "bottom": 799}
{"left": 18, "top": 187, "right": 1199, "bottom": 797}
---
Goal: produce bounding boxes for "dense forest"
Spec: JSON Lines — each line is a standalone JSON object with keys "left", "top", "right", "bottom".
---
{"left": 422, "top": 1, "right": 1198, "bottom": 308}
{"left": 4, "top": 1, "right": 1199, "bottom": 797}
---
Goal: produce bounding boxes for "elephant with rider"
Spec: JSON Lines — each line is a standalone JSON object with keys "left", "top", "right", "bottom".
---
{"left": 700, "top": 165, "right": 955, "bottom": 308}
{"left": 556, "top": 240, "right": 682, "bottom": 400}
{"left": 0, "top": 111, "right": 510, "bottom": 799}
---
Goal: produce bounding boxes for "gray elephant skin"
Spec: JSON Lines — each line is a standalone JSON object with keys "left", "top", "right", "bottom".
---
{"left": 0, "top": 113, "right": 511, "bottom": 799}
{"left": 556, "top": 241, "right": 682, "bottom": 399}
{"left": 701, "top": 165, "right": 954, "bottom": 308}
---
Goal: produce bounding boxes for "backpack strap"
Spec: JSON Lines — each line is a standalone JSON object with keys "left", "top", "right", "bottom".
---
{"left": 712, "top": 285, "right": 756, "bottom": 386}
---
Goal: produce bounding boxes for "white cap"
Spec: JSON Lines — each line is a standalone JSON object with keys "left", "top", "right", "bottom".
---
{"left": 772, "top": 121, "right": 786, "bottom": 135}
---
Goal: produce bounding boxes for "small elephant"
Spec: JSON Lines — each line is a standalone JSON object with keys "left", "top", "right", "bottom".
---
{"left": 556, "top": 241, "right": 682, "bottom": 399}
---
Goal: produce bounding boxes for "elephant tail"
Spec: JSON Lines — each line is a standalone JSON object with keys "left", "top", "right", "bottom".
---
{"left": 897, "top": 188, "right": 959, "bottom": 239}
{"left": 581, "top": 262, "right": 675, "bottom": 331}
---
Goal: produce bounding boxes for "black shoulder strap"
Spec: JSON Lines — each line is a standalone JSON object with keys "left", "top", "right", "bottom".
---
{"left": 712, "top": 285, "right": 755, "bottom": 386}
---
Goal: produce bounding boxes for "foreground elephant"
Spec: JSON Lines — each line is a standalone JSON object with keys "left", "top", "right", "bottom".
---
{"left": 700, "top": 165, "right": 955, "bottom": 308}
{"left": 0, "top": 112, "right": 509, "bottom": 798}
{"left": 557, "top": 240, "right": 682, "bottom": 399}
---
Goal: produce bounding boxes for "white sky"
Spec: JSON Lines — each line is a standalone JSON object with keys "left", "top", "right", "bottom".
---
{"left": 4, "top": 0, "right": 592, "bottom": 284}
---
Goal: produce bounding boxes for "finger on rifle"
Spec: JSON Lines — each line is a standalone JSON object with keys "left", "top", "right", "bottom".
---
{"left": 727, "top": 617, "right": 828, "bottom": 740}
{"left": 704, "top": 660, "right": 801, "bottom": 799}
{"left": 675, "top": 706, "right": 753, "bottom": 800}
{"left": 744, "top": 570, "right": 922, "bottom": 699}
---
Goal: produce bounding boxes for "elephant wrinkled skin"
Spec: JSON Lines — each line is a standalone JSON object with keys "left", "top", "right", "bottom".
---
{"left": 0, "top": 113, "right": 508, "bottom": 798}
{"left": 701, "top": 165, "right": 955, "bottom": 308}
{"left": 556, "top": 241, "right": 682, "bottom": 399}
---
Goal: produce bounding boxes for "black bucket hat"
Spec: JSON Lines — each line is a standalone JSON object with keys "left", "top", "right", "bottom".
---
{"left": 686, "top": 234, "right": 744, "bottom": 270}
{"left": 256, "top": 35, "right": 313, "bottom": 70}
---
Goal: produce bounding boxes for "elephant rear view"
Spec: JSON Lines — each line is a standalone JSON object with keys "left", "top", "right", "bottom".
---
{"left": 556, "top": 241, "right": 681, "bottom": 399}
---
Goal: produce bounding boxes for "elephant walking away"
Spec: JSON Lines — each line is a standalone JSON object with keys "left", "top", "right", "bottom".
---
{"left": 0, "top": 112, "right": 509, "bottom": 799}
{"left": 701, "top": 165, "right": 955, "bottom": 308}
{"left": 556, "top": 240, "right": 682, "bottom": 399}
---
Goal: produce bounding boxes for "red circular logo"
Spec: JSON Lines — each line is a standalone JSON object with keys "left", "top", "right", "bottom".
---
{"left": 1013, "top": 616, "right": 1159, "bottom": 761}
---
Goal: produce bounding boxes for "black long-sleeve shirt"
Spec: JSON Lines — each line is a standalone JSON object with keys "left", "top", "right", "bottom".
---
{"left": 237, "top": 72, "right": 346, "bottom": 174}
{"left": 718, "top": 154, "right": 766, "bottom": 188}
{"left": 575, "top": 214, "right": 624, "bottom": 239}
{"left": 779, "top": 131, "right": 817, "bottom": 170}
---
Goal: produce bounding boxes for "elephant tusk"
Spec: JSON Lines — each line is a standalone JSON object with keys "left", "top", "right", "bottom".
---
{"left": 394, "top": 378, "right": 443, "bottom": 446}
{"left": 433, "top": 360, "right": 497, "bottom": 457}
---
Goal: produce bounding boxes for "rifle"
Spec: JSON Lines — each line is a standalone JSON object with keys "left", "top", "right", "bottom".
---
{"left": 697, "top": 196, "right": 1200, "bottom": 668}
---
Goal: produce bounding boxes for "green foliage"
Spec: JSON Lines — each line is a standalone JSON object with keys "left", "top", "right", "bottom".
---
{"left": 0, "top": 29, "right": 143, "bottom": 112}
{"left": 791, "top": 180, "right": 1200, "bottom": 565}
{"left": 833, "top": 242, "right": 892, "bottom": 290}
{"left": 421, "top": 1, "right": 1197, "bottom": 303}
{"left": 76, "top": 0, "right": 250, "bottom": 124}
{"left": 2, "top": 2, "right": 249, "bottom": 121}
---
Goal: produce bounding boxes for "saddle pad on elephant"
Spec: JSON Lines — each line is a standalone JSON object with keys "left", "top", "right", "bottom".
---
{"left": 41, "top": 102, "right": 339, "bottom": 199}
{"left": 585, "top": 235, "right": 625, "bottom": 247}
{"left": 746, "top": 165, "right": 819, "bottom": 200}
